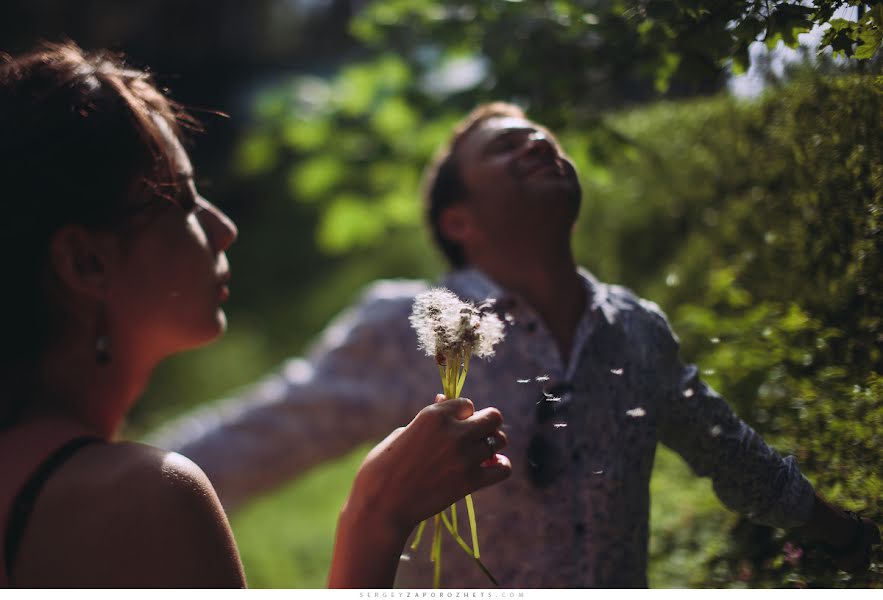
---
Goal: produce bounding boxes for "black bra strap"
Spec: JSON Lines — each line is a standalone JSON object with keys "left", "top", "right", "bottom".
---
{"left": 4, "top": 436, "right": 101, "bottom": 575}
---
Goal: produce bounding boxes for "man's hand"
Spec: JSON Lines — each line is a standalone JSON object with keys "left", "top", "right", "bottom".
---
{"left": 825, "top": 515, "right": 881, "bottom": 573}
{"left": 793, "top": 492, "right": 881, "bottom": 574}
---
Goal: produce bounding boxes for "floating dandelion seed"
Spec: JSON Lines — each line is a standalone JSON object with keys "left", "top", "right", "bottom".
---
{"left": 516, "top": 378, "right": 532, "bottom": 384}
{"left": 710, "top": 337, "right": 721, "bottom": 344}
{"left": 709, "top": 425, "right": 722, "bottom": 437}
{"left": 535, "top": 375, "right": 550, "bottom": 382}
{"left": 683, "top": 388, "right": 695, "bottom": 398}
{"left": 703, "top": 369, "right": 716, "bottom": 376}
{"left": 625, "top": 407, "right": 646, "bottom": 418}
{"left": 543, "top": 392, "right": 554, "bottom": 398}
{"left": 537, "top": 396, "right": 562, "bottom": 405}
{"left": 610, "top": 368, "right": 623, "bottom": 375}
{"left": 592, "top": 470, "right": 604, "bottom": 475}
{"left": 553, "top": 423, "right": 568, "bottom": 428}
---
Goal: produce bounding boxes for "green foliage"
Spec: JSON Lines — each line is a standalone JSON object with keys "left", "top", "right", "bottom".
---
{"left": 222, "top": 73, "right": 882, "bottom": 588}
{"left": 137, "top": 1, "right": 883, "bottom": 588}
{"left": 581, "top": 74, "right": 883, "bottom": 588}
{"left": 231, "top": 445, "right": 371, "bottom": 587}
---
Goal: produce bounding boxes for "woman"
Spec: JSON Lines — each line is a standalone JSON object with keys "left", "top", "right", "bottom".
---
{"left": 0, "top": 42, "right": 511, "bottom": 588}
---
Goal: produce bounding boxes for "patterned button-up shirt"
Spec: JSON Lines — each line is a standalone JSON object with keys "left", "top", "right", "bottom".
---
{"left": 150, "top": 268, "right": 815, "bottom": 588}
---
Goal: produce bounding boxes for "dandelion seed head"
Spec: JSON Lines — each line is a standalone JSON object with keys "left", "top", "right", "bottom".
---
{"left": 625, "top": 407, "right": 646, "bottom": 418}
{"left": 410, "top": 287, "right": 506, "bottom": 360}
{"left": 474, "top": 311, "right": 505, "bottom": 358}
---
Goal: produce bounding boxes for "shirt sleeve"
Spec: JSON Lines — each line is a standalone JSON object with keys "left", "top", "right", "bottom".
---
{"left": 145, "top": 280, "right": 439, "bottom": 512}
{"left": 644, "top": 301, "right": 816, "bottom": 529}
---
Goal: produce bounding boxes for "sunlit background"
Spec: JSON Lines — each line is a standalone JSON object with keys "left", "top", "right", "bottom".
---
{"left": 4, "top": 0, "right": 880, "bottom": 588}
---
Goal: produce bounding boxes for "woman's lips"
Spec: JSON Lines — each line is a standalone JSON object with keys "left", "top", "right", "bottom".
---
{"left": 217, "top": 271, "right": 231, "bottom": 302}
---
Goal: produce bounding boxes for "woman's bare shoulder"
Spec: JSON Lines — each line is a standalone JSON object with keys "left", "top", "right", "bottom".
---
{"left": 12, "top": 441, "right": 246, "bottom": 588}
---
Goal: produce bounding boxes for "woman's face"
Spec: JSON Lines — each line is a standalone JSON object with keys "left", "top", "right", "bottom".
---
{"left": 105, "top": 118, "right": 238, "bottom": 364}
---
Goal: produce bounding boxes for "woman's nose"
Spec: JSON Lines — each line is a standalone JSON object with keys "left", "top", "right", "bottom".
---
{"left": 197, "top": 198, "right": 238, "bottom": 252}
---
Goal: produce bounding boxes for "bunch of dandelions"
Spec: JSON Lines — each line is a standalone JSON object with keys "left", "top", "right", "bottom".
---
{"left": 409, "top": 288, "right": 506, "bottom": 588}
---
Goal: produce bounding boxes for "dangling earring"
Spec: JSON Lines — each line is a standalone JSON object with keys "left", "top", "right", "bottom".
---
{"left": 95, "top": 307, "right": 111, "bottom": 365}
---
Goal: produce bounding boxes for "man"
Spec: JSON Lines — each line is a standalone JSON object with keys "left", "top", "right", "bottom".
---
{"left": 151, "top": 103, "right": 879, "bottom": 587}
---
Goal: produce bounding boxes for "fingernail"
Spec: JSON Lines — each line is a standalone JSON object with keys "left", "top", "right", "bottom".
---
{"left": 435, "top": 394, "right": 445, "bottom": 403}
{"left": 480, "top": 455, "right": 502, "bottom": 468}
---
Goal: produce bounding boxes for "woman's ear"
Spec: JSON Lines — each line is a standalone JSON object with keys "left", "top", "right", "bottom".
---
{"left": 47, "top": 225, "right": 115, "bottom": 300}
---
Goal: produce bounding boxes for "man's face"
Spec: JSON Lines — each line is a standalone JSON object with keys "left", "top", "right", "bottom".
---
{"left": 447, "top": 116, "right": 581, "bottom": 258}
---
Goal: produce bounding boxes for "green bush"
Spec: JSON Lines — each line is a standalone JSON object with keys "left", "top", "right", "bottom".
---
{"left": 150, "top": 73, "right": 881, "bottom": 588}
{"left": 582, "top": 74, "right": 882, "bottom": 588}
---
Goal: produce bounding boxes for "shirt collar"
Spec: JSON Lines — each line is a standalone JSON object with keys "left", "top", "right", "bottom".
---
{"left": 443, "top": 266, "right": 606, "bottom": 310}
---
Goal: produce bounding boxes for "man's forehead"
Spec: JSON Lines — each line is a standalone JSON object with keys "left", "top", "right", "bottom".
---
{"left": 476, "top": 116, "right": 541, "bottom": 137}
{"left": 460, "top": 116, "right": 547, "bottom": 156}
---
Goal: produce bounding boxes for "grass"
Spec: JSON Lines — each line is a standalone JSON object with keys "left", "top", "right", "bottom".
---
{"left": 229, "top": 443, "right": 731, "bottom": 588}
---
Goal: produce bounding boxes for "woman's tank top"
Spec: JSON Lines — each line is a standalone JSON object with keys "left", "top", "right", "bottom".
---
{"left": 0, "top": 416, "right": 100, "bottom": 587}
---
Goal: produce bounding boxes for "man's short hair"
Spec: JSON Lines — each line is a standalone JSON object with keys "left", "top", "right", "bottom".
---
{"left": 423, "top": 102, "right": 526, "bottom": 268}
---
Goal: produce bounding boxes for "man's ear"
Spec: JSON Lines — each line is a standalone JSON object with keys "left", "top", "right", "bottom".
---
{"left": 47, "top": 225, "right": 115, "bottom": 300}
{"left": 438, "top": 203, "right": 476, "bottom": 245}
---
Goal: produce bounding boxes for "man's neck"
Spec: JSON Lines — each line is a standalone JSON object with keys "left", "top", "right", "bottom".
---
{"left": 472, "top": 247, "right": 587, "bottom": 364}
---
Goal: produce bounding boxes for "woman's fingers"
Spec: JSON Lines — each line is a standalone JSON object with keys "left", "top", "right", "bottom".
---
{"left": 430, "top": 395, "right": 475, "bottom": 420}
{"left": 460, "top": 429, "right": 509, "bottom": 464}
{"left": 461, "top": 407, "right": 504, "bottom": 437}
{"left": 468, "top": 453, "right": 512, "bottom": 491}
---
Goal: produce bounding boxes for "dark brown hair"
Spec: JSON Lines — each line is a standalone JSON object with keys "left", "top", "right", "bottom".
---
{"left": 422, "top": 102, "right": 526, "bottom": 268}
{"left": 0, "top": 41, "right": 194, "bottom": 392}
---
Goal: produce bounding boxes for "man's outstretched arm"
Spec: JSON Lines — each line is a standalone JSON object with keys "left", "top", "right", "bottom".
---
{"left": 146, "top": 280, "right": 439, "bottom": 511}
{"left": 648, "top": 306, "right": 879, "bottom": 571}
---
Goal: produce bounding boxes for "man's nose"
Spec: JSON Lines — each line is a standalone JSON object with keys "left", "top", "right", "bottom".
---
{"left": 525, "top": 131, "right": 556, "bottom": 156}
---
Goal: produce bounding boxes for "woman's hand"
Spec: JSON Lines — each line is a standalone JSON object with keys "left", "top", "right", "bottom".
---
{"left": 353, "top": 395, "right": 510, "bottom": 532}
{"left": 328, "top": 395, "right": 511, "bottom": 588}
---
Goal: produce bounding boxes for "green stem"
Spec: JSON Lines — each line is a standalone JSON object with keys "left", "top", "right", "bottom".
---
{"left": 441, "top": 511, "right": 473, "bottom": 556}
{"left": 410, "top": 519, "right": 427, "bottom": 551}
{"left": 432, "top": 514, "right": 442, "bottom": 588}
{"left": 455, "top": 352, "right": 470, "bottom": 398}
{"left": 448, "top": 351, "right": 458, "bottom": 396}
{"left": 451, "top": 501, "right": 457, "bottom": 533}
{"left": 465, "top": 494, "right": 480, "bottom": 559}
{"left": 439, "top": 511, "right": 499, "bottom": 587}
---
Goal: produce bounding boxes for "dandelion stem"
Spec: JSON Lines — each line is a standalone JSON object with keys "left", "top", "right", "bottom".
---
{"left": 465, "top": 493, "right": 480, "bottom": 559}
{"left": 410, "top": 519, "right": 427, "bottom": 551}
{"left": 455, "top": 353, "right": 470, "bottom": 398}
{"left": 440, "top": 511, "right": 499, "bottom": 587}
{"left": 432, "top": 514, "right": 443, "bottom": 588}
{"left": 451, "top": 502, "right": 458, "bottom": 533}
